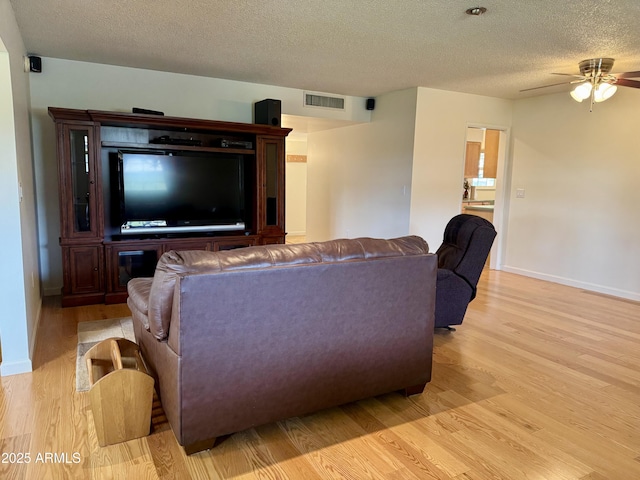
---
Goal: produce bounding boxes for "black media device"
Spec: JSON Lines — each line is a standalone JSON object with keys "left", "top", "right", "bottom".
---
{"left": 220, "top": 139, "right": 253, "bottom": 149}
{"left": 366, "top": 98, "right": 375, "bottom": 110}
{"left": 132, "top": 107, "right": 165, "bottom": 116}
{"left": 254, "top": 99, "right": 281, "bottom": 127}
{"left": 116, "top": 151, "right": 246, "bottom": 235}
{"left": 150, "top": 135, "right": 201, "bottom": 146}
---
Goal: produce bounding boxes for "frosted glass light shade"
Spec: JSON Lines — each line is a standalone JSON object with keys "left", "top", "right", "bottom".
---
{"left": 594, "top": 83, "right": 617, "bottom": 102}
{"left": 570, "top": 82, "right": 592, "bottom": 102}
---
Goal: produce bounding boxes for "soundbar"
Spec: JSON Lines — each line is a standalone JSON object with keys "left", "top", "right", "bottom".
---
{"left": 120, "top": 222, "right": 246, "bottom": 235}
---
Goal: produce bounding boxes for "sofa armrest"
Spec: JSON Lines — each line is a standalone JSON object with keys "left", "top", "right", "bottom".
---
{"left": 127, "top": 278, "right": 152, "bottom": 330}
{"left": 148, "top": 250, "right": 223, "bottom": 340}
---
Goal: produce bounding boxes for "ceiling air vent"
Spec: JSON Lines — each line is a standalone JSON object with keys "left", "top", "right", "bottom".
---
{"left": 304, "top": 92, "right": 345, "bottom": 110}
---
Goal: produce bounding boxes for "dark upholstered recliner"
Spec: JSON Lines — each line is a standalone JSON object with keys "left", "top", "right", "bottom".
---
{"left": 435, "top": 214, "right": 497, "bottom": 329}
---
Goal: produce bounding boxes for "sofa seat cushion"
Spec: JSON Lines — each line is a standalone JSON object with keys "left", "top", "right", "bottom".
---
{"left": 146, "top": 236, "right": 429, "bottom": 340}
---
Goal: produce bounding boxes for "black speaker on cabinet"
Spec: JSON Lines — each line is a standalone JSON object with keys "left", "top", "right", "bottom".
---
{"left": 366, "top": 98, "right": 375, "bottom": 110}
{"left": 254, "top": 99, "right": 281, "bottom": 127}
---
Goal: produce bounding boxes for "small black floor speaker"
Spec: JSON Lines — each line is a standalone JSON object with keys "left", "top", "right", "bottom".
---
{"left": 254, "top": 99, "right": 281, "bottom": 127}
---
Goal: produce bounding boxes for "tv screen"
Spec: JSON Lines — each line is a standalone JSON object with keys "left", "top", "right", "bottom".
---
{"left": 118, "top": 152, "right": 245, "bottom": 234}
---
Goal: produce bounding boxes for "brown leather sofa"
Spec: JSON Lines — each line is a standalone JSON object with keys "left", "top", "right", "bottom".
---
{"left": 127, "top": 236, "right": 437, "bottom": 454}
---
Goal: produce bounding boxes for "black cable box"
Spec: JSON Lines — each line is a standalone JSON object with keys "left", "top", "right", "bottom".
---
{"left": 220, "top": 139, "right": 253, "bottom": 149}
{"left": 150, "top": 135, "right": 202, "bottom": 146}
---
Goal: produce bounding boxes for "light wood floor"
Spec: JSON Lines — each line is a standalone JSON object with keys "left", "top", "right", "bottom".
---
{"left": 2, "top": 271, "right": 640, "bottom": 479}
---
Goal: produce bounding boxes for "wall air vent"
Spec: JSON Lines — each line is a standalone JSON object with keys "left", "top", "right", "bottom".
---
{"left": 304, "top": 92, "right": 345, "bottom": 110}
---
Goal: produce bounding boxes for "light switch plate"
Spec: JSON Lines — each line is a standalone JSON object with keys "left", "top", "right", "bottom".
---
{"left": 516, "top": 188, "right": 525, "bottom": 198}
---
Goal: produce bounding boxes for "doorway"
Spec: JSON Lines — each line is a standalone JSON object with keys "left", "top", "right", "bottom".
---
{"left": 462, "top": 126, "right": 508, "bottom": 269}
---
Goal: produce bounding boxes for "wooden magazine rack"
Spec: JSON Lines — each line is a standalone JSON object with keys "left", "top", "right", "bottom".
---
{"left": 84, "top": 338, "right": 154, "bottom": 446}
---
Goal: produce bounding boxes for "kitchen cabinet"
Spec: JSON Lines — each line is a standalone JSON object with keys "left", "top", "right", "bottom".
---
{"left": 464, "top": 141, "right": 481, "bottom": 178}
{"left": 483, "top": 129, "right": 500, "bottom": 178}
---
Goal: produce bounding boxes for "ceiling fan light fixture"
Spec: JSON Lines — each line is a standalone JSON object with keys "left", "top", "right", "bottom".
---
{"left": 528, "top": 58, "right": 635, "bottom": 110}
{"left": 594, "top": 82, "right": 617, "bottom": 102}
{"left": 570, "top": 82, "right": 592, "bottom": 102}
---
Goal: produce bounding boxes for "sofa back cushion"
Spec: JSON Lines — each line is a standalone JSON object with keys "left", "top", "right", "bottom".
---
{"left": 175, "top": 249, "right": 436, "bottom": 444}
{"left": 147, "top": 236, "right": 429, "bottom": 340}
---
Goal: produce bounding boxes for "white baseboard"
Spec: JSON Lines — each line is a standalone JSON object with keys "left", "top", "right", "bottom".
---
{"left": 501, "top": 265, "right": 640, "bottom": 302}
{"left": 287, "top": 231, "right": 307, "bottom": 237}
{"left": 1, "top": 359, "right": 33, "bottom": 376}
{"left": 44, "top": 286, "right": 61, "bottom": 297}
{"left": 29, "top": 299, "right": 43, "bottom": 360}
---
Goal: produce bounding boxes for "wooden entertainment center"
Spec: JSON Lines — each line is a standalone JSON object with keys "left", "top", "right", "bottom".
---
{"left": 49, "top": 108, "right": 291, "bottom": 306}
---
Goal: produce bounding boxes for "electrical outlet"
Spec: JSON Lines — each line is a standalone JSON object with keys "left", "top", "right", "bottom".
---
{"left": 516, "top": 188, "right": 525, "bottom": 198}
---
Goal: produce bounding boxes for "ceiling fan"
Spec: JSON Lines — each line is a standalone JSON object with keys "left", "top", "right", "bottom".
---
{"left": 521, "top": 58, "right": 640, "bottom": 111}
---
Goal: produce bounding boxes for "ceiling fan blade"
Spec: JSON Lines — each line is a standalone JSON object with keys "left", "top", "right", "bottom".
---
{"left": 519, "top": 80, "right": 583, "bottom": 92}
{"left": 520, "top": 82, "right": 569, "bottom": 92}
{"left": 616, "top": 71, "right": 640, "bottom": 79}
{"left": 551, "top": 73, "right": 586, "bottom": 79}
{"left": 615, "top": 78, "right": 640, "bottom": 88}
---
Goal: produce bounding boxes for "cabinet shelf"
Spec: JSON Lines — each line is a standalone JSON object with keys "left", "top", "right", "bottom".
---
{"left": 101, "top": 141, "right": 255, "bottom": 155}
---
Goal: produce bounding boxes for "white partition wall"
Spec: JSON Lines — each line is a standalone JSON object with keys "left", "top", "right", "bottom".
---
{"left": 409, "top": 87, "right": 513, "bottom": 252}
{"left": 306, "top": 88, "right": 417, "bottom": 241}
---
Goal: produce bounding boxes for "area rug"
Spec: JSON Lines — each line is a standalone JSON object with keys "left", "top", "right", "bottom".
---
{"left": 76, "top": 317, "right": 135, "bottom": 392}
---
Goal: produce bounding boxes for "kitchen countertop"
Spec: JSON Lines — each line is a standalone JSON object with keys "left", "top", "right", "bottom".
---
{"left": 462, "top": 199, "right": 494, "bottom": 205}
{"left": 463, "top": 204, "right": 494, "bottom": 212}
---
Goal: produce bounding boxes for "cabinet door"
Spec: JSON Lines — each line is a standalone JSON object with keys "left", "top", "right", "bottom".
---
{"left": 106, "top": 244, "right": 163, "bottom": 294}
{"left": 58, "top": 123, "right": 102, "bottom": 239}
{"left": 483, "top": 129, "right": 500, "bottom": 178}
{"left": 464, "top": 141, "right": 481, "bottom": 178}
{"left": 256, "top": 136, "right": 285, "bottom": 242}
{"left": 163, "top": 239, "right": 212, "bottom": 253}
{"left": 63, "top": 245, "right": 104, "bottom": 295}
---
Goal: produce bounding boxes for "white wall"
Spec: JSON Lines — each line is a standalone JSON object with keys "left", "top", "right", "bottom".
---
{"left": 409, "top": 87, "right": 513, "bottom": 251}
{"left": 466, "top": 127, "right": 484, "bottom": 144}
{"left": 285, "top": 138, "right": 307, "bottom": 236}
{"left": 28, "top": 57, "right": 370, "bottom": 293}
{"left": 504, "top": 88, "right": 640, "bottom": 300}
{"left": 0, "top": 0, "right": 39, "bottom": 375}
{"left": 306, "top": 88, "right": 417, "bottom": 241}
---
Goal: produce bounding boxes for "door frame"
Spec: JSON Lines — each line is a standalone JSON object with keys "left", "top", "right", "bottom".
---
{"left": 465, "top": 123, "right": 511, "bottom": 270}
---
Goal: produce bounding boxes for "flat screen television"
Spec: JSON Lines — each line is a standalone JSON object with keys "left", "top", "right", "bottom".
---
{"left": 117, "top": 151, "right": 246, "bottom": 235}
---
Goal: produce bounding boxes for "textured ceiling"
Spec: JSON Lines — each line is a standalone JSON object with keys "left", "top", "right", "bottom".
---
{"left": 9, "top": 0, "right": 640, "bottom": 99}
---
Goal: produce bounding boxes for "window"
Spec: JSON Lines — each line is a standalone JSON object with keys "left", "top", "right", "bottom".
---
{"left": 470, "top": 153, "right": 496, "bottom": 187}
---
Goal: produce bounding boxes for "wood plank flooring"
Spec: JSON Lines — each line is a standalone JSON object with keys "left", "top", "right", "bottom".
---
{"left": 1, "top": 271, "right": 640, "bottom": 479}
